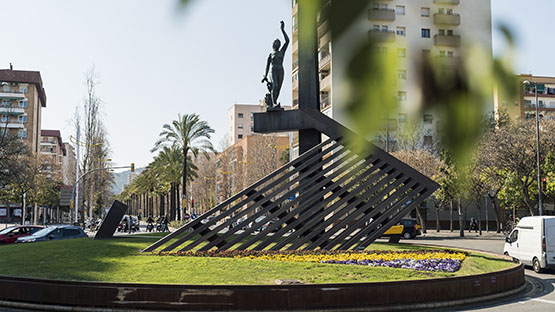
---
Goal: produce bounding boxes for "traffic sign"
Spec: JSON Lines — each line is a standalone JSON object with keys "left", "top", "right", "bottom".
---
{"left": 184, "top": 213, "right": 191, "bottom": 220}
{"left": 191, "top": 214, "right": 197, "bottom": 220}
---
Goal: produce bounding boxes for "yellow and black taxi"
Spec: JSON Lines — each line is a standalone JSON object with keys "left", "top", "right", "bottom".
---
{"left": 382, "top": 218, "right": 421, "bottom": 239}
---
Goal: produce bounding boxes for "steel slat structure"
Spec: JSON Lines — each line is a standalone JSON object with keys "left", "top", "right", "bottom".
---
{"left": 143, "top": 127, "right": 439, "bottom": 253}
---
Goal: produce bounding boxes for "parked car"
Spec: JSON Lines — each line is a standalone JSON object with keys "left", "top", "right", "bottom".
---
{"left": 503, "top": 216, "right": 555, "bottom": 273}
{"left": 399, "top": 219, "right": 421, "bottom": 239}
{"left": 0, "top": 226, "right": 44, "bottom": 244}
{"left": 381, "top": 219, "right": 421, "bottom": 240}
{"left": 16, "top": 225, "right": 88, "bottom": 243}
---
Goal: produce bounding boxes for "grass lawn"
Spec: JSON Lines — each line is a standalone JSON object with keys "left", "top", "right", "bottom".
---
{"left": 0, "top": 235, "right": 516, "bottom": 285}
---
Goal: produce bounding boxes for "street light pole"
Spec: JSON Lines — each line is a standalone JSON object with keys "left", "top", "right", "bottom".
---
{"left": 535, "top": 81, "right": 543, "bottom": 216}
{"left": 523, "top": 79, "right": 543, "bottom": 216}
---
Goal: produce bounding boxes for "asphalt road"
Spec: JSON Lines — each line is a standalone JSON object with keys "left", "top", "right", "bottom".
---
{"left": 396, "top": 230, "right": 555, "bottom": 311}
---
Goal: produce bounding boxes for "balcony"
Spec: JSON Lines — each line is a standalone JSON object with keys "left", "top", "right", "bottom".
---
{"left": 369, "top": 30, "right": 396, "bottom": 43}
{"left": 319, "top": 52, "right": 331, "bottom": 68}
{"left": 435, "top": 56, "right": 461, "bottom": 69}
{"left": 368, "top": 9, "right": 395, "bottom": 21}
{"left": 317, "top": 19, "right": 329, "bottom": 38}
{"left": 0, "top": 90, "right": 25, "bottom": 100}
{"left": 292, "top": 77, "right": 298, "bottom": 91}
{"left": 0, "top": 122, "right": 24, "bottom": 129}
{"left": 434, "top": 34, "right": 461, "bottom": 47}
{"left": 0, "top": 107, "right": 24, "bottom": 114}
{"left": 320, "top": 74, "right": 331, "bottom": 91}
{"left": 434, "top": 0, "right": 460, "bottom": 4}
{"left": 433, "top": 13, "right": 460, "bottom": 25}
{"left": 320, "top": 97, "right": 331, "bottom": 110}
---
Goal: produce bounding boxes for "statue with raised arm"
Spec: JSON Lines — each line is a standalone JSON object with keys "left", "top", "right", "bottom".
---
{"left": 262, "top": 20, "right": 289, "bottom": 111}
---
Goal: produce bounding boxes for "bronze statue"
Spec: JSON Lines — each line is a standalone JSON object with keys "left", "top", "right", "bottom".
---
{"left": 262, "top": 21, "right": 289, "bottom": 111}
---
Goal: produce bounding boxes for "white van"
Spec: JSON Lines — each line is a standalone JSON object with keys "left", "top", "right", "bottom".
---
{"left": 503, "top": 216, "right": 555, "bottom": 273}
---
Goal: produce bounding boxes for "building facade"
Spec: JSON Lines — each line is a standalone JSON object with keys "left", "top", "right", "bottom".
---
{"left": 495, "top": 74, "right": 555, "bottom": 121}
{"left": 227, "top": 103, "right": 291, "bottom": 146}
{"left": 0, "top": 68, "right": 46, "bottom": 154}
{"left": 290, "top": 0, "right": 492, "bottom": 157}
{"left": 216, "top": 135, "right": 289, "bottom": 204}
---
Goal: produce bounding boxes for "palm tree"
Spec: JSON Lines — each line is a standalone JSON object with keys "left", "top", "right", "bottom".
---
{"left": 152, "top": 115, "right": 211, "bottom": 217}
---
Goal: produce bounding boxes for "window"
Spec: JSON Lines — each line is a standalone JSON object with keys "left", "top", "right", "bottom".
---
{"left": 18, "top": 100, "right": 28, "bottom": 108}
{"left": 237, "top": 113, "right": 243, "bottom": 118}
{"left": 372, "top": 2, "right": 380, "bottom": 10}
{"left": 397, "top": 91, "right": 407, "bottom": 101}
{"left": 373, "top": 24, "right": 380, "bottom": 32}
{"left": 238, "top": 125, "right": 243, "bottom": 129}
{"left": 439, "top": 29, "right": 445, "bottom": 36}
{"left": 18, "top": 129, "right": 27, "bottom": 138}
{"left": 447, "top": 29, "right": 454, "bottom": 36}
{"left": 18, "top": 115, "right": 27, "bottom": 123}
{"left": 447, "top": 51, "right": 454, "bottom": 58}
{"left": 509, "top": 229, "right": 518, "bottom": 243}
{"left": 63, "top": 229, "right": 81, "bottom": 237}
{"left": 421, "top": 7, "right": 430, "bottom": 17}
{"left": 447, "top": 8, "right": 453, "bottom": 15}
{"left": 423, "top": 114, "right": 433, "bottom": 124}
{"left": 381, "top": 25, "right": 389, "bottom": 32}
{"left": 439, "top": 50, "right": 446, "bottom": 57}
{"left": 19, "top": 87, "right": 28, "bottom": 93}
{"left": 438, "top": 8, "right": 445, "bottom": 14}
{"left": 398, "top": 113, "right": 407, "bottom": 123}
{"left": 422, "top": 49, "right": 431, "bottom": 57}
{"left": 398, "top": 70, "right": 407, "bottom": 80}
{"left": 1, "top": 115, "right": 8, "bottom": 122}
{"left": 397, "top": 48, "right": 407, "bottom": 57}
{"left": 421, "top": 28, "right": 431, "bottom": 38}
{"left": 1, "top": 100, "right": 9, "bottom": 107}
{"left": 395, "top": 5, "right": 405, "bottom": 15}
{"left": 238, "top": 134, "right": 243, "bottom": 139}
{"left": 396, "top": 27, "right": 406, "bottom": 36}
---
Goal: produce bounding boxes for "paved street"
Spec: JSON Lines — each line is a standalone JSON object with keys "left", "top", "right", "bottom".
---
{"left": 395, "top": 230, "right": 555, "bottom": 311}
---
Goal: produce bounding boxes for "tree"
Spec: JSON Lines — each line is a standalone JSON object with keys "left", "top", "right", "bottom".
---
{"left": 0, "top": 130, "right": 28, "bottom": 189}
{"left": 488, "top": 120, "right": 555, "bottom": 216}
{"left": 392, "top": 149, "right": 442, "bottom": 233}
{"left": 76, "top": 66, "right": 113, "bottom": 223}
{"left": 152, "top": 114, "right": 214, "bottom": 217}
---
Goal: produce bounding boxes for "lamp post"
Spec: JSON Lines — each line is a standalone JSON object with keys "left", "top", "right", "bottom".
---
{"left": 523, "top": 79, "right": 543, "bottom": 216}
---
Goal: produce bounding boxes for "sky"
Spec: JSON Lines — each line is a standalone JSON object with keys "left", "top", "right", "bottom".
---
{"left": 1, "top": 0, "right": 553, "bottom": 169}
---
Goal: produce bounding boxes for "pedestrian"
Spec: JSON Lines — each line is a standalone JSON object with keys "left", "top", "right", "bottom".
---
{"left": 470, "top": 216, "right": 478, "bottom": 233}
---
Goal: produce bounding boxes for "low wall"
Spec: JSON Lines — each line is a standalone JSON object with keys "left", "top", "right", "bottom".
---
{"left": 0, "top": 265, "right": 524, "bottom": 311}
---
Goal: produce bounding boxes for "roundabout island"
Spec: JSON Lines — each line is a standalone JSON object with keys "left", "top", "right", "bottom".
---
{"left": 0, "top": 234, "right": 524, "bottom": 311}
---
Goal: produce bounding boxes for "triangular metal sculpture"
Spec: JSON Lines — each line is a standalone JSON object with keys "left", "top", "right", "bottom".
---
{"left": 143, "top": 111, "right": 438, "bottom": 253}
{"left": 144, "top": 5, "right": 439, "bottom": 253}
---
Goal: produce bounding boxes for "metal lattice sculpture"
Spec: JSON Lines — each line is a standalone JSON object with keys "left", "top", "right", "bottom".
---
{"left": 143, "top": 112, "right": 438, "bottom": 253}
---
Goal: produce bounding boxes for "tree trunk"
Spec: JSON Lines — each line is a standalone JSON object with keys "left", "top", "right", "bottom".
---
{"left": 176, "top": 184, "right": 181, "bottom": 221}
{"left": 449, "top": 200, "right": 454, "bottom": 232}
{"left": 489, "top": 195, "right": 501, "bottom": 233}
{"left": 478, "top": 201, "right": 482, "bottom": 235}
{"left": 183, "top": 149, "right": 187, "bottom": 216}
{"left": 170, "top": 183, "right": 175, "bottom": 220}
{"left": 415, "top": 205, "right": 427, "bottom": 234}
{"left": 435, "top": 206, "right": 441, "bottom": 232}
{"left": 458, "top": 198, "right": 464, "bottom": 237}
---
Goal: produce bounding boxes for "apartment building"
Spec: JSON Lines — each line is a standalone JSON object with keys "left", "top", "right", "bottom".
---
{"left": 216, "top": 135, "right": 289, "bottom": 204}
{"left": 495, "top": 74, "right": 555, "bottom": 121}
{"left": 62, "top": 143, "right": 76, "bottom": 185}
{"left": 0, "top": 68, "right": 46, "bottom": 154}
{"left": 227, "top": 103, "right": 290, "bottom": 146}
{"left": 290, "top": 0, "right": 492, "bottom": 157}
{"left": 40, "top": 130, "right": 66, "bottom": 168}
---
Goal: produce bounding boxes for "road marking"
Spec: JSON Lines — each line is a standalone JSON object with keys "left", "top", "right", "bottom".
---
{"left": 531, "top": 298, "right": 555, "bottom": 305}
{"left": 518, "top": 297, "right": 555, "bottom": 305}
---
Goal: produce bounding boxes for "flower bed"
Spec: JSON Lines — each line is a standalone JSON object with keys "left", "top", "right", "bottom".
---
{"left": 159, "top": 249, "right": 467, "bottom": 273}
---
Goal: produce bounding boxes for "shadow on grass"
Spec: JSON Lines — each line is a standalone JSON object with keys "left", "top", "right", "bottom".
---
{"left": 0, "top": 237, "right": 157, "bottom": 282}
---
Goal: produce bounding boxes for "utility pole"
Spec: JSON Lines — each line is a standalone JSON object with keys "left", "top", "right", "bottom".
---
{"left": 74, "top": 123, "right": 80, "bottom": 224}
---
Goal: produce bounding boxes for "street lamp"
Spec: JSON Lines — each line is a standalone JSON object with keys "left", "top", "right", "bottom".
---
{"left": 523, "top": 79, "right": 543, "bottom": 216}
